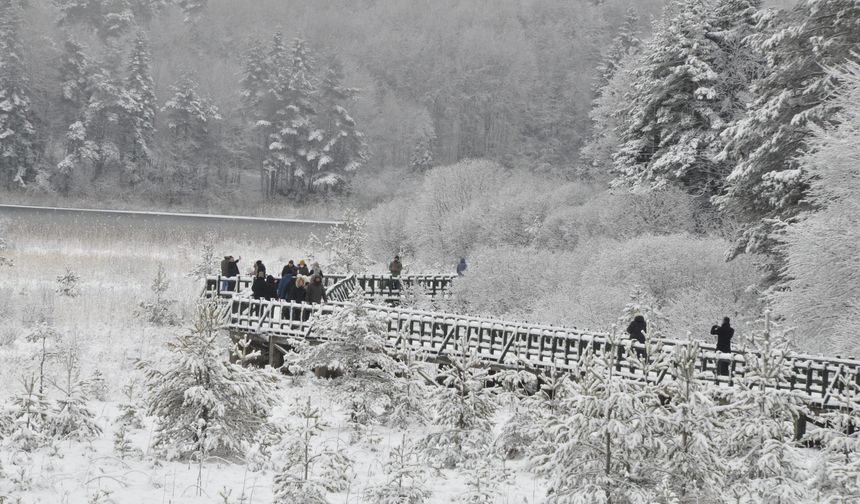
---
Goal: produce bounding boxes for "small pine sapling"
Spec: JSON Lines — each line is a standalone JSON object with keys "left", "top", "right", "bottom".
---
{"left": 458, "top": 446, "right": 509, "bottom": 504}
{"left": 25, "top": 322, "right": 59, "bottom": 396}
{"left": 289, "top": 295, "right": 403, "bottom": 436}
{"left": 494, "top": 367, "right": 540, "bottom": 460}
{"left": 187, "top": 232, "right": 218, "bottom": 280}
{"left": 272, "top": 396, "right": 352, "bottom": 504}
{"left": 231, "top": 334, "right": 261, "bottom": 367}
{"left": 142, "top": 301, "right": 279, "bottom": 459}
{"left": 113, "top": 422, "right": 141, "bottom": 460}
{"left": 721, "top": 312, "right": 811, "bottom": 503}
{"left": 420, "top": 336, "right": 497, "bottom": 468}
{"left": 86, "top": 369, "right": 109, "bottom": 401}
{"left": 7, "top": 376, "right": 50, "bottom": 452}
{"left": 55, "top": 267, "right": 81, "bottom": 297}
{"left": 364, "top": 435, "right": 431, "bottom": 504}
{"left": 137, "top": 264, "right": 178, "bottom": 326}
{"left": 114, "top": 380, "right": 144, "bottom": 430}
{"left": 385, "top": 339, "right": 431, "bottom": 429}
{"left": 46, "top": 340, "right": 101, "bottom": 441}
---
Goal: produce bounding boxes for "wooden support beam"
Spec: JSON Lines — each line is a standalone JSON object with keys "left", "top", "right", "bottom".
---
{"left": 436, "top": 324, "right": 457, "bottom": 358}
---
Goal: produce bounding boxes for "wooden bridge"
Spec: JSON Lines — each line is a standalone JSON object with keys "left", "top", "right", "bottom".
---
{"left": 208, "top": 273, "right": 860, "bottom": 418}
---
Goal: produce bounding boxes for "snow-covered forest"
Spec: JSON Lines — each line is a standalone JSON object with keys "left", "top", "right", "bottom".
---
{"left": 2, "top": 0, "right": 860, "bottom": 502}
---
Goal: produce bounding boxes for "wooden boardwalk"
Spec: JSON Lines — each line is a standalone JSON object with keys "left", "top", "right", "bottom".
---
{"left": 213, "top": 274, "right": 860, "bottom": 412}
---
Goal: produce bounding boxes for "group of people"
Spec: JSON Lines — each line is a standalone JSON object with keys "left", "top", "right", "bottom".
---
{"left": 220, "top": 256, "right": 328, "bottom": 305}
{"left": 626, "top": 315, "right": 735, "bottom": 376}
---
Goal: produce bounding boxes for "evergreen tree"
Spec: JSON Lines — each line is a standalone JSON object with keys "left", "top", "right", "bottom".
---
{"left": 612, "top": 0, "right": 761, "bottom": 198}
{"left": 313, "top": 57, "right": 365, "bottom": 190}
{"left": 54, "top": 0, "right": 135, "bottom": 41}
{"left": 175, "top": 0, "right": 207, "bottom": 25}
{"left": 7, "top": 376, "right": 50, "bottom": 452}
{"left": 593, "top": 8, "right": 641, "bottom": 94}
{"left": 160, "top": 74, "right": 221, "bottom": 199}
{"left": 142, "top": 301, "right": 279, "bottom": 459}
{"left": 80, "top": 66, "right": 126, "bottom": 182}
{"left": 419, "top": 336, "right": 497, "bottom": 469}
{"left": 58, "top": 39, "right": 91, "bottom": 127}
{"left": 266, "top": 38, "right": 318, "bottom": 196}
{"left": 721, "top": 313, "right": 810, "bottom": 502}
{"left": 0, "top": 0, "right": 36, "bottom": 189}
{"left": 121, "top": 31, "right": 156, "bottom": 186}
{"left": 365, "top": 436, "right": 431, "bottom": 504}
{"left": 239, "top": 38, "right": 270, "bottom": 115}
{"left": 289, "top": 291, "right": 402, "bottom": 433}
{"left": 717, "top": 0, "right": 860, "bottom": 269}
{"left": 272, "top": 396, "right": 352, "bottom": 503}
{"left": 46, "top": 380, "right": 101, "bottom": 441}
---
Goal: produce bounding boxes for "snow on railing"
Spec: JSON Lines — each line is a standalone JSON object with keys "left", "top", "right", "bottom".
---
{"left": 222, "top": 296, "right": 860, "bottom": 410}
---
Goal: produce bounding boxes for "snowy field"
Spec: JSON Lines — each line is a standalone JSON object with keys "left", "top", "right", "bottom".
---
{"left": 0, "top": 213, "right": 543, "bottom": 503}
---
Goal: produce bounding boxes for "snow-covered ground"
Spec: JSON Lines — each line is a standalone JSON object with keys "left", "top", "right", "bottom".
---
{"left": 0, "top": 215, "right": 544, "bottom": 503}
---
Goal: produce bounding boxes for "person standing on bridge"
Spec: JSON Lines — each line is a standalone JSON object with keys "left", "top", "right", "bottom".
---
{"left": 306, "top": 275, "right": 328, "bottom": 305}
{"left": 711, "top": 317, "right": 735, "bottom": 377}
{"left": 297, "top": 260, "right": 310, "bottom": 276}
{"left": 456, "top": 257, "right": 467, "bottom": 276}
{"left": 389, "top": 255, "right": 403, "bottom": 290}
{"left": 278, "top": 264, "right": 296, "bottom": 300}
{"left": 220, "top": 255, "right": 241, "bottom": 292}
{"left": 309, "top": 261, "right": 324, "bottom": 279}
{"left": 291, "top": 276, "right": 308, "bottom": 320}
{"left": 626, "top": 314, "right": 647, "bottom": 359}
{"left": 253, "top": 260, "right": 266, "bottom": 277}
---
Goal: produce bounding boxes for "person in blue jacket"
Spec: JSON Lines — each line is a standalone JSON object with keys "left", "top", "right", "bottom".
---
{"left": 456, "top": 257, "right": 467, "bottom": 276}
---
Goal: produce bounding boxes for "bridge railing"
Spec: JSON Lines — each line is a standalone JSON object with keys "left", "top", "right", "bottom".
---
{"left": 204, "top": 273, "right": 457, "bottom": 301}
{"left": 223, "top": 297, "right": 860, "bottom": 409}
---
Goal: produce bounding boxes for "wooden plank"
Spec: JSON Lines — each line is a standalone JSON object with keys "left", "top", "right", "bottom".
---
{"left": 436, "top": 323, "right": 457, "bottom": 358}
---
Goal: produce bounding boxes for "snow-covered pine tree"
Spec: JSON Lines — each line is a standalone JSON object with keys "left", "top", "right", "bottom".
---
{"left": 266, "top": 37, "right": 319, "bottom": 196}
{"left": 364, "top": 435, "right": 431, "bottom": 504}
{"left": 272, "top": 396, "right": 352, "bottom": 504}
{"left": 384, "top": 339, "right": 430, "bottom": 429}
{"left": 175, "top": 0, "right": 207, "bottom": 24}
{"left": 660, "top": 340, "right": 727, "bottom": 499}
{"left": 47, "top": 378, "right": 101, "bottom": 441}
{"left": 721, "top": 312, "right": 811, "bottom": 502}
{"left": 58, "top": 38, "right": 90, "bottom": 129}
{"left": 239, "top": 38, "right": 270, "bottom": 116}
{"left": 593, "top": 8, "right": 641, "bottom": 95}
{"left": 802, "top": 371, "right": 860, "bottom": 500}
{"left": 6, "top": 376, "right": 50, "bottom": 452}
{"left": 533, "top": 336, "right": 667, "bottom": 502}
{"left": 325, "top": 209, "right": 371, "bottom": 274}
{"left": 419, "top": 335, "right": 497, "bottom": 469}
{"left": 457, "top": 447, "right": 508, "bottom": 504}
{"left": 142, "top": 301, "right": 279, "bottom": 459}
{"left": 314, "top": 56, "right": 365, "bottom": 191}
{"left": 121, "top": 31, "right": 156, "bottom": 186}
{"left": 79, "top": 65, "right": 125, "bottom": 182}
{"left": 289, "top": 290, "right": 402, "bottom": 434}
{"left": 774, "top": 59, "right": 860, "bottom": 355}
{"left": 137, "top": 263, "right": 178, "bottom": 325}
{"left": 0, "top": 0, "right": 36, "bottom": 189}
{"left": 114, "top": 379, "right": 144, "bottom": 429}
{"left": 612, "top": 0, "right": 761, "bottom": 198}
{"left": 56, "top": 267, "right": 81, "bottom": 297}
{"left": 54, "top": 0, "right": 136, "bottom": 40}
{"left": 187, "top": 231, "right": 217, "bottom": 280}
{"left": 25, "top": 322, "right": 59, "bottom": 396}
{"left": 717, "top": 0, "right": 860, "bottom": 273}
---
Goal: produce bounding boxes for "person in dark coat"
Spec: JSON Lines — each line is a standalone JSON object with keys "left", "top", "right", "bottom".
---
{"left": 309, "top": 261, "right": 324, "bottom": 279}
{"left": 626, "top": 314, "right": 647, "bottom": 358}
{"left": 389, "top": 255, "right": 403, "bottom": 290}
{"left": 456, "top": 257, "right": 467, "bottom": 276}
{"left": 306, "top": 275, "right": 328, "bottom": 304}
{"left": 253, "top": 260, "right": 266, "bottom": 277}
{"left": 219, "top": 255, "right": 241, "bottom": 292}
{"left": 277, "top": 264, "right": 296, "bottom": 300}
{"left": 265, "top": 275, "right": 278, "bottom": 299}
{"left": 297, "top": 260, "right": 310, "bottom": 276}
{"left": 711, "top": 317, "right": 735, "bottom": 376}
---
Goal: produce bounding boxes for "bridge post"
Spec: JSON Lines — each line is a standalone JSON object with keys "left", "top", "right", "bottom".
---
{"left": 793, "top": 414, "right": 807, "bottom": 442}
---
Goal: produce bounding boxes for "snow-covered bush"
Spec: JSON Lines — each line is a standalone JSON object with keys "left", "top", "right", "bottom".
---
{"left": 55, "top": 267, "right": 81, "bottom": 297}
{"left": 774, "top": 60, "right": 860, "bottom": 354}
{"left": 142, "top": 301, "right": 279, "bottom": 459}
{"left": 420, "top": 337, "right": 497, "bottom": 468}
{"left": 137, "top": 264, "right": 178, "bottom": 326}
{"left": 364, "top": 436, "right": 430, "bottom": 504}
